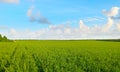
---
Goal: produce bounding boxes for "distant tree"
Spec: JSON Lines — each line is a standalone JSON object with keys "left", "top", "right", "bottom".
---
{"left": 0, "top": 34, "right": 3, "bottom": 41}
{"left": 3, "top": 36, "right": 8, "bottom": 41}
{"left": 0, "top": 34, "right": 10, "bottom": 42}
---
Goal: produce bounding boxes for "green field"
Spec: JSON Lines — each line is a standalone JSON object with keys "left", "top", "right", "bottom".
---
{"left": 0, "top": 40, "right": 120, "bottom": 72}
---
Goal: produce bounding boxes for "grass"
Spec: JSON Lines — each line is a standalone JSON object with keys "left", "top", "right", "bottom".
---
{"left": 0, "top": 40, "right": 120, "bottom": 72}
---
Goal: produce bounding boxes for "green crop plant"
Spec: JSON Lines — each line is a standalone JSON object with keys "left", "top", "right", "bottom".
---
{"left": 0, "top": 40, "right": 120, "bottom": 72}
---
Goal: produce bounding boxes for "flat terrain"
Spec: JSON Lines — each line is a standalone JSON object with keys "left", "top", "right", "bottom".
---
{"left": 0, "top": 40, "right": 120, "bottom": 72}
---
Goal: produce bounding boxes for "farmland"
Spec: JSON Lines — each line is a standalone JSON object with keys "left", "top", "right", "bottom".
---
{"left": 0, "top": 40, "right": 120, "bottom": 72}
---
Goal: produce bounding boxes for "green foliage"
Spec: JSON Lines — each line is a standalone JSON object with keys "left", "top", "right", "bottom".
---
{"left": 0, "top": 34, "right": 3, "bottom": 41}
{"left": 0, "top": 34, "right": 10, "bottom": 42}
{"left": 0, "top": 40, "right": 120, "bottom": 72}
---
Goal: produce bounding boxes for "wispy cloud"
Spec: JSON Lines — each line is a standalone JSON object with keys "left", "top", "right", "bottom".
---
{"left": 27, "top": 6, "right": 51, "bottom": 24}
{"left": 0, "top": 0, "right": 19, "bottom": 4}
{"left": 84, "top": 17, "right": 105, "bottom": 22}
{"left": 0, "top": 26, "right": 8, "bottom": 30}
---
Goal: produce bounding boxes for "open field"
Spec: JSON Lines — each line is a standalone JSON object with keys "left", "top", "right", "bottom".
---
{"left": 0, "top": 40, "right": 120, "bottom": 72}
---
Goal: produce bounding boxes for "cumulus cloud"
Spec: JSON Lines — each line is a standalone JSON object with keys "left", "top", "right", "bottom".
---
{"left": 116, "top": 23, "right": 120, "bottom": 31}
{"left": 0, "top": 0, "right": 19, "bottom": 4}
{"left": 6, "top": 18, "right": 118, "bottom": 39}
{"left": 102, "top": 7, "right": 120, "bottom": 32}
{"left": 103, "top": 7, "right": 119, "bottom": 17}
{"left": 79, "top": 20, "right": 89, "bottom": 31}
{"left": 101, "top": 17, "right": 114, "bottom": 32}
{"left": 3, "top": 6, "right": 120, "bottom": 39}
{"left": 27, "top": 6, "right": 51, "bottom": 24}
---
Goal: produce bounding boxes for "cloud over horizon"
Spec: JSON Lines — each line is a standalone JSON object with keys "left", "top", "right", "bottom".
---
{"left": 1, "top": 6, "right": 120, "bottom": 39}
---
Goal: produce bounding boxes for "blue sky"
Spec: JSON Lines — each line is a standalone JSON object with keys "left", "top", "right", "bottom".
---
{"left": 0, "top": 0, "right": 120, "bottom": 39}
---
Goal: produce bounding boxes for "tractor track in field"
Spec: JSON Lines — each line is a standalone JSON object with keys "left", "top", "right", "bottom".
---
{"left": 10, "top": 47, "right": 17, "bottom": 60}
{"left": 24, "top": 46, "right": 44, "bottom": 72}
{"left": 32, "top": 53, "right": 44, "bottom": 72}
{"left": 0, "top": 46, "right": 18, "bottom": 72}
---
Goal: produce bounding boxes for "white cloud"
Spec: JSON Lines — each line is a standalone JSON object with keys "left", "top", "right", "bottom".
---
{"left": 27, "top": 6, "right": 34, "bottom": 17}
{"left": 101, "top": 17, "right": 114, "bottom": 32}
{"left": 2, "top": 6, "right": 120, "bottom": 39}
{"left": 6, "top": 18, "right": 119, "bottom": 39}
{"left": 84, "top": 17, "right": 105, "bottom": 22}
{"left": 116, "top": 23, "right": 120, "bottom": 31}
{"left": 0, "top": 0, "right": 19, "bottom": 4}
{"left": 79, "top": 20, "right": 89, "bottom": 31}
{"left": 27, "top": 6, "right": 51, "bottom": 24}
{"left": 103, "top": 7, "right": 119, "bottom": 17}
